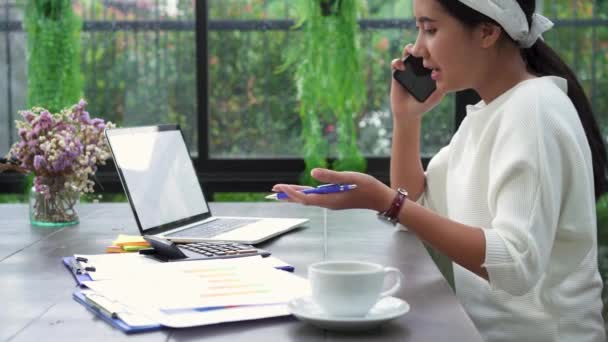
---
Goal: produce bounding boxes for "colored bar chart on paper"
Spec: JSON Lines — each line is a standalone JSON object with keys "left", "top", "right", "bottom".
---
{"left": 82, "top": 257, "right": 310, "bottom": 323}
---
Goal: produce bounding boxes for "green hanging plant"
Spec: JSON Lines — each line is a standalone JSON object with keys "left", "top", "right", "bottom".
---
{"left": 25, "top": 0, "right": 83, "bottom": 113}
{"left": 281, "top": 0, "right": 367, "bottom": 185}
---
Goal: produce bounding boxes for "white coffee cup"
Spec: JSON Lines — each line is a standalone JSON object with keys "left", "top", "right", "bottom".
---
{"left": 308, "top": 260, "right": 404, "bottom": 317}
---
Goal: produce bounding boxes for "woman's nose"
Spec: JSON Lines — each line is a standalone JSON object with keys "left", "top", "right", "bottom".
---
{"left": 411, "top": 34, "right": 427, "bottom": 58}
{"left": 411, "top": 41, "right": 425, "bottom": 58}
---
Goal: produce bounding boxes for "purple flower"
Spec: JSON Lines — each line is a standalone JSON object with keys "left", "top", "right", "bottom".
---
{"left": 52, "top": 153, "right": 70, "bottom": 172}
{"left": 71, "top": 99, "right": 86, "bottom": 114}
{"left": 80, "top": 111, "right": 92, "bottom": 124}
{"left": 31, "top": 125, "right": 43, "bottom": 137}
{"left": 54, "top": 122, "right": 72, "bottom": 133}
{"left": 20, "top": 111, "right": 36, "bottom": 123}
{"left": 33, "top": 155, "right": 46, "bottom": 170}
{"left": 65, "top": 139, "right": 82, "bottom": 159}
{"left": 91, "top": 118, "right": 105, "bottom": 130}
{"left": 10, "top": 99, "right": 112, "bottom": 194}
{"left": 34, "top": 183, "right": 46, "bottom": 194}
{"left": 70, "top": 99, "right": 92, "bottom": 124}
{"left": 36, "top": 110, "right": 54, "bottom": 130}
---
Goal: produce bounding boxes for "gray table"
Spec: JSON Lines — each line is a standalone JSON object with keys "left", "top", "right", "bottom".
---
{"left": 0, "top": 203, "right": 482, "bottom": 341}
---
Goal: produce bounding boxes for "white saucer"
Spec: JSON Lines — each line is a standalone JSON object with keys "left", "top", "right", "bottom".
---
{"left": 288, "top": 296, "right": 410, "bottom": 332}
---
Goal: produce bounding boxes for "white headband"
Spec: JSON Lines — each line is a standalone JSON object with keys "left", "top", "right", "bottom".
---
{"left": 458, "top": 0, "right": 554, "bottom": 48}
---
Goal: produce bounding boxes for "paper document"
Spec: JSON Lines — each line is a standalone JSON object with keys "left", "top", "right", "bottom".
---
{"left": 82, "top": 258, "right": 309, "bottom": 328}
{"left": 74, "top": 253, "right": 158, "bottom": 281}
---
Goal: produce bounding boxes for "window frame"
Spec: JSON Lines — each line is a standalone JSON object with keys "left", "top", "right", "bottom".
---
{"left": 0, "top": 0, "right": 480, "bottom": 198}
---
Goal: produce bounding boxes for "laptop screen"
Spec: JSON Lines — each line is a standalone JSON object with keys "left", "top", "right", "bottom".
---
{"left": 106, "top": 126, "right": 211, "bottom": 233}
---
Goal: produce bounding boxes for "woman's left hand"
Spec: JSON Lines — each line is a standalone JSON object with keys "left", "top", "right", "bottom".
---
{"left": 271, "top": 168, "right": 394, "bottom": 212}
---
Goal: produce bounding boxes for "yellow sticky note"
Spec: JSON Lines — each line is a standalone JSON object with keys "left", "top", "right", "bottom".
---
{"left": 112, "top": 234, "right": 150, "bottom": 247}
{"left": 121, "top": 245, "right": 151, "bottom": 252}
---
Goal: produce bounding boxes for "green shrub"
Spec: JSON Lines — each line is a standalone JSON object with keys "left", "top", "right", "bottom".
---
{"left": 25, "top": 0, "right": 83, "bottom": 112}
{"left": 0, "top": 194, "right": 27, "bottom": 203}
{"left": 214, "top": 192, "right": 267, "bottom": 202}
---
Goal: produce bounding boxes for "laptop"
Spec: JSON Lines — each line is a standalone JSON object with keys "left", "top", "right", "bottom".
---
{"left": 105, "top": 124, "right": 308, "bottom": 244}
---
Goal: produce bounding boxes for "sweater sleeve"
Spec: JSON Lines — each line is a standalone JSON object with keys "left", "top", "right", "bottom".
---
{"left": 417, "top": 144, "right": 450, "bottom": 216}
{"left": 483, "top": 97, "right": 564, "bottom": 296}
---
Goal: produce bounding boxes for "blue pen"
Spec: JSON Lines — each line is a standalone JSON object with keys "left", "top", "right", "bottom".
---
{"left": 265, "top": 183, "right": 357, "bottom": 200}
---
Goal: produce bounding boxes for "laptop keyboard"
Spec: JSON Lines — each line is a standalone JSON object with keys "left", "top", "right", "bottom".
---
{"left": 166, "top": 218, "right": 260, "bottom": 238}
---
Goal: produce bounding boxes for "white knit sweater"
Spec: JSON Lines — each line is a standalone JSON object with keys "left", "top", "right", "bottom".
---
{"left": 420, "top": 76, "right": 606, "bottom": 341}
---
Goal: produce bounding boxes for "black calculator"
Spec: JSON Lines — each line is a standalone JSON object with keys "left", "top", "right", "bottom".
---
{"left": 142, "top": 235, "right": 270, "bottom": 262}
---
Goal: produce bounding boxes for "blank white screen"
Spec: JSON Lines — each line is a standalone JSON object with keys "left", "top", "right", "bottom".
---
{"left": 109, "top": 130, "right": 209, "bottom": 230}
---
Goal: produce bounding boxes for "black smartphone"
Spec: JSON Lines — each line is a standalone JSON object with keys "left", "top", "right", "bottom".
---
{"left": 392, "top": 55, "right": 436, "bottom": 102}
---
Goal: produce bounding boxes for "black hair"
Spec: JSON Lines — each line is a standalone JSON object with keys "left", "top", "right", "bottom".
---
{"left": 436, "top": 0, "right": 608, "bottom": 201}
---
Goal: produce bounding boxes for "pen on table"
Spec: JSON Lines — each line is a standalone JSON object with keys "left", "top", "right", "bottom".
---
{"left": 265, "top": 183, "right": 357, "bottom": 200}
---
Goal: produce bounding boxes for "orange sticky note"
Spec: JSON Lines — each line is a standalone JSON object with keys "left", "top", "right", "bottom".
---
{"left": 105, "top": 245, "right": 126, "bottom": 253}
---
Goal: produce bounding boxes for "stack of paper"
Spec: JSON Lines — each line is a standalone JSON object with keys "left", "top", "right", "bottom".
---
{"left": 106, "top": 234, "right": 150, "bottom": 253}
{"left": 79, "top": 256, "right": 310, "bottom": 329}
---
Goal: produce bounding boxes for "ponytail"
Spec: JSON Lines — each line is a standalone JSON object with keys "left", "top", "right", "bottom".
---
{"left": 522, "top": 42, "right": 608, "bottom": 200}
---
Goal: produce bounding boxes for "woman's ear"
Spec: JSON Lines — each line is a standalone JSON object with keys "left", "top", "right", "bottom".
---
{"left": 477, "top": 23, "right": 502, "bottom": 48}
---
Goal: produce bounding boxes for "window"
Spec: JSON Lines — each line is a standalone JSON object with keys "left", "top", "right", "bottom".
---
{"left": 1, "top": 0, "right": 607, "bottom": 196}
{"left": 206, "top": 0, "right": 454, "bottom": 159}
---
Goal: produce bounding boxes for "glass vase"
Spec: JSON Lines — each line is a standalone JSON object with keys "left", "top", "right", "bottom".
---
{"left": 29, "top": 176, "right": 80, "bottom": 227}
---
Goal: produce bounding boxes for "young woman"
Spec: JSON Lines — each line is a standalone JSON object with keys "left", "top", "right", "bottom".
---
{"left": 273, "top": 0, "right": 607, "bottom": 340}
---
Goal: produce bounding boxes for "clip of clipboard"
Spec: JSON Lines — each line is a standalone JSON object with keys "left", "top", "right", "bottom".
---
{"left": 62, "top": 256, "right": 94, "bottom": 287}
{"left": 73, "top": 290, "right": 161, "bottom": 333}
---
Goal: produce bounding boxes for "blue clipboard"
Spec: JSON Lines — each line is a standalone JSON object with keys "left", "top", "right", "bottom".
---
{"left": 63, "top": 254, "right": 295, "bottom": 333}
{"left": 72, "top": 290, "right": 162, "bottom": 333}
{"left": 62, "top": 256, "right": 93, "bottom": 287}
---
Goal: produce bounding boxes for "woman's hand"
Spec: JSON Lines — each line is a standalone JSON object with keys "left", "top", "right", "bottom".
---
{"left": 271, "top": 168, "right": 395, "bottom": 212}
{"left": 390, "top": 44, "right": 444, "bottom": 119}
